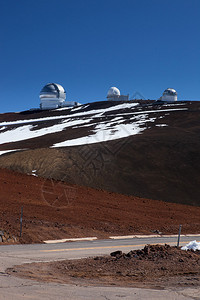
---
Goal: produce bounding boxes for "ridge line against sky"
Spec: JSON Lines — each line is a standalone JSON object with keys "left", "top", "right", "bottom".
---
{"left": 0, "top": 0, "right": 200, "bottom": 113}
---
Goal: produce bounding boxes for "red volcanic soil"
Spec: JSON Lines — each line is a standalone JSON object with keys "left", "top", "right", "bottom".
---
{"left": 0, "top": 168, "right": 200, "bottom": 244}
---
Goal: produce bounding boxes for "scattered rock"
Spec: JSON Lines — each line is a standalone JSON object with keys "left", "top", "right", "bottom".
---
{"left": 110, "top": 250, "right": 122, "bottom": 257}
{"left": 0, "top": 229, "right": 17, "bottom": 243}
{"left": 152, "top": 229, "right": 162, "bottom": 234}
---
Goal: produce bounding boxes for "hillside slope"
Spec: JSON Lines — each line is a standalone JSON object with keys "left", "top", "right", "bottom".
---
{"left": 0, "top": 168, "right": 200, "bottom": 244}
{"left": 0, "top": 100, "right": 199, "bottom": 205}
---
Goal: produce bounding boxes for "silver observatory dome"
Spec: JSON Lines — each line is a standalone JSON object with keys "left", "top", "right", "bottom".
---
{"left": 39, "top": 83, "right": 66, "bottom": 110}
{"left": 107, "top": 87, "right": 121, "bottom": 96}
{"left": 107, "top": 86, "right": 129, "bottom": 101}
{"left": 163, "top": 88, "right": 177, "bottom": 96}
{"left": 40, "top": 83, "right": 66, "bottom": 100}
{"left": 161, "top": 88, "right": 178, "bottom": 102}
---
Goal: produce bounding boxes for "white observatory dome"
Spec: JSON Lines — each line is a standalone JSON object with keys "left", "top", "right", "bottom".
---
{"left": 40, "top": 83, "right": 66, "bottom": 109}
{"left": 107, "top": 87, "right": 121, "bottom": 97}
{"left": 162, "top": 88, "right": 177, "bottom": 102}
{"left": 163, "top": 88, "right": 177, "bottom": 96}
{"left": 40, "top": 83, "right": 66, "bottom": 100}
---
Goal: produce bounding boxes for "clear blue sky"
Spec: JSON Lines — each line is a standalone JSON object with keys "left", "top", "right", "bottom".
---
{"left": 1, "top": 0, "right": 199, "bottom": 113}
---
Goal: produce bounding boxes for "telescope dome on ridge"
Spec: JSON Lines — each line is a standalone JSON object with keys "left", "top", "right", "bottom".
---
{"left": 40, "top": 83, "right": 66, "bottom": 109}
{"left": 40, "top": 83, "right": 66, "bottom": 100}
{"left": 107, "top": 86, "right": 129, "bottom": 101}
{"left": 107, "top": 87, "right": 121, "bottom": 97}
{"left": 161, "top": 88, "right": 177, "bottom": 102}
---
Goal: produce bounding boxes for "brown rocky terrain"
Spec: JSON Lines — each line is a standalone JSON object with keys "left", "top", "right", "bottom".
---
{"left": 0, "top": 168, "right": 200, "bottom": 244}
{"left": 0, "top": 100, "right": 200, "bottom": 206}
{"left": 7, "top": 244, "right": 200, "bottom": 289}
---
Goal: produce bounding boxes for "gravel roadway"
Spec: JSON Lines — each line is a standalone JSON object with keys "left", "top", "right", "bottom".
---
{"left": 0, "top": 236, "right": 200, "bottom": 299}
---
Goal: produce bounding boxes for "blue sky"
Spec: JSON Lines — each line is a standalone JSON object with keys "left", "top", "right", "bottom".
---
{"left": 1, "top": 0, "right": 200, "bottom": 113}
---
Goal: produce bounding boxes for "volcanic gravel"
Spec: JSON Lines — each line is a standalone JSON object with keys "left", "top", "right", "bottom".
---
{"left": 0, "top": 168, "right": 200, "bottom": 244}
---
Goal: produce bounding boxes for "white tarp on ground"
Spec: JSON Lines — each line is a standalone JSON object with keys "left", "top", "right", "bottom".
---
{"left": 181, "top": 240, "right": 200, "bottom": 251}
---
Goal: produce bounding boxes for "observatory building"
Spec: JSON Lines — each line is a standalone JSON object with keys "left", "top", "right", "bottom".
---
{"left": 161, "top": 88, "right": 177, "bottom": 102}
{"left": 40, "top": 83, "right": 79, "bottom": 110}
{"left": 107, "top": 87, "right": 129, "bottom": 101}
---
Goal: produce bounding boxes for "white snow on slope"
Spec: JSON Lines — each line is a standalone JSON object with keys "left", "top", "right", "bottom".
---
{"left": 162, "top": 103, "right": 186, "bottom": 107}
{"left": 181, "top": 240, "right": 200, "bottom": 251}
{"left": 0, "top": 103, "right": 138, "bottom": 127}
{"left": 52, "top": 115, "right": 156, "bottom": 148}
{"left": 0, "top": 149, "right": 22, "bottom": 156}
{"left": 66, "top": 103, "right": 138, "bottom": 118}
{"left": 156, "top": 124, "right": 168, "bottom": 127}
{"left": 0, "top": 118, "right": 93, "bottom": 145}
{"left": 53, "top": 107, "right": 71, "bottom": 111}
{"left": 107, "top": 108, "right": 188, "bottom": 117}
{"left": 0, "top": 112, "right": 156, "bottom": 146}
{"left": 0, "top": 114, "right": 77, "bottom": 127}
{"left": 0, "top": 106, "right": 187, "bottom": 127}
{"left": 106, "top": 103, "right": 139, "bottom": 110}
{"left": 0, "top": 103, "right": 188, "bottom": 155}
{"left": 71, "top": 105, "right": 89, "bottom": 111}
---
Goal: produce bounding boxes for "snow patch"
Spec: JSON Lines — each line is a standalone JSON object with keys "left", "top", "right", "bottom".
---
{"left": 53, "top": 107, "right": 71, "bottom": 111}
{"left": 181, "top": 240, "right": 200, "bottom": 251}
{"left": 155, "top": 124, "right": 168, "bottom": 127}
{"left": 31, "top": 170, "right": 38, "bottom": 177}
{"left": 0, "top": 102, "right": 189, "bottom": 154}
{"left": 52, "top": 114, "right": 155, "bottom": 148}
{"left": 0, "top": 149, "right": 21, "bottom": 156}
{"left": 69, "top": 103, "right": 139, "bottom": 117}
{"left": 72, "top": 105, "right": 89, "bottom": 111}
{"left": 0, "top": 118, "right": 93, "bottom": 145}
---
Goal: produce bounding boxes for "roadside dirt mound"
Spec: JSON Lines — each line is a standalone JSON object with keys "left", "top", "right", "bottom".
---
{"left": 0, "top": 168, "right": 200, "bottom": 244}
{"left": 7, "top": 245, "right": 200, "bottom": 289}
